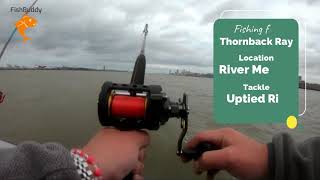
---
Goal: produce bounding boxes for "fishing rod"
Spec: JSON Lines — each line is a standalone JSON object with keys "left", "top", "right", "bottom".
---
{"left": 129, "top": 24, "right": 148, "bottom": 85}
{"left": 97, "top": 24, "right": 217, "bottom": 179}
{"left": 0, "top": 0, "right": 39, "bottom": 62}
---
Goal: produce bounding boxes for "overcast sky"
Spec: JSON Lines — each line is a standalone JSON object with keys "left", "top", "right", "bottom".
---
{"left": 0, "top": 0, "right": 319, "bottom": 83}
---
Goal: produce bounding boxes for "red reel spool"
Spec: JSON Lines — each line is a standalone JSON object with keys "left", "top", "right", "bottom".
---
{"left": 110, "top": 95, "right": 146, "bottom": 119}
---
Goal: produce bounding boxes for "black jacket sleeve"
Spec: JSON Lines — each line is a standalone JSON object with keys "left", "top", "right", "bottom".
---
{"left": 268, "top": 133, "right": 320, "bottom": 180}
{"left": 0, "top": 141, "right": 81, "bottom": 180}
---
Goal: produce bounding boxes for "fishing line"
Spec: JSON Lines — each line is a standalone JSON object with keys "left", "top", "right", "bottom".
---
{"left": 0, "top": 0, "right": 39, "bottom": 62}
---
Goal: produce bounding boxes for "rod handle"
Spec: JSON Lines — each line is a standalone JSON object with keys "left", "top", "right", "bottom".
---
{"left": 182, "top": 142, "right": 219, "bottom": 160}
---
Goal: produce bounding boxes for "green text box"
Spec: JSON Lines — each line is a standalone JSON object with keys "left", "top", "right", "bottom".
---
{"left": 213, "top": 19, "right": 299, "bottom": 124}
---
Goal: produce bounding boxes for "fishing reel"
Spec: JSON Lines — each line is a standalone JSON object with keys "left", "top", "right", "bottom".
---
{"left": 97, "top": 24, "right": 216, "bottom": 163}
{"left": 98, "top": 81, "right": 189, "bottom": 155}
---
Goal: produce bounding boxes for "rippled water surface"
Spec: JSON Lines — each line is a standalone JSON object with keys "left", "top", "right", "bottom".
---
{"left": 0, "top": 70, "right": 319, "bottom": 179}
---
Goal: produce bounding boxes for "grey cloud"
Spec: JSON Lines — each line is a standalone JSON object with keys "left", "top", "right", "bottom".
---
{"left": 201, "top": 0, "right": 237, "bottom": 24}
{"left": 0, "top": 0, "right": 319, "bottom": 83}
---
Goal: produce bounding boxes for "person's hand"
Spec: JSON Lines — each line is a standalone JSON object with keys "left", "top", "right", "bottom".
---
{"left": 82, "top": 128, "right": 150, "bottom": 180}
{"left": 185, "top": 128, "right": 268, "bottom": 180}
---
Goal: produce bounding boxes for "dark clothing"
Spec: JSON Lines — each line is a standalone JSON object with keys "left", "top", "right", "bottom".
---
{"left": 268, "top": 133, "right": 320, "bottom": 180}
{"left": 0, "top": 133, "right": 320, "bottom": 179}
{"left": 0, "top": 141, "right": 80, "bottom": 180}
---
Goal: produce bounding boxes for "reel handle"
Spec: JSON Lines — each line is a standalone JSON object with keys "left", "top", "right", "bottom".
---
{"left": 182, "top": 142, "right": 219, "bottom": 160}
{"left": 123, "top": 172, "right": 134, "bottom": 180}
{"left": 123, "top": 143, "right": 218, "bottom": 180}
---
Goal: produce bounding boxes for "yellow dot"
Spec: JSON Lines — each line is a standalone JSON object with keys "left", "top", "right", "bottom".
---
{"left": 286, "top": 116, "right": 298, "bottom": 129}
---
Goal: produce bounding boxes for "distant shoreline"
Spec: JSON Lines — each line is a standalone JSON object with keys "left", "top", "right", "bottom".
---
{"left": 0, "top": 67, "right": 128, "bottom": 73}
{"left": 299, "top": 81, "right": 320, "bottom": 92}
{"left": 1, "top": 68, "right": 319, "bottom": 91}
{"left": 169, "top": 74, "right": 213, "bottom": 78}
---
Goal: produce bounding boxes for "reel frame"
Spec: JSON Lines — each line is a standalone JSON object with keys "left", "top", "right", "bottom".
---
{"left": 97, "top": 24, "right": 190, "bottom": 157}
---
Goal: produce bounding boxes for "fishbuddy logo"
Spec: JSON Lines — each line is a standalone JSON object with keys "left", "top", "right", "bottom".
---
{"left": 15, "top": 15, "right": 38, "bottom": 42}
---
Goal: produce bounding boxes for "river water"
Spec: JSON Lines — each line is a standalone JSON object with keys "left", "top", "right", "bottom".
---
{"left": 0, "top": 70, "right": 319, "bottom": 180}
